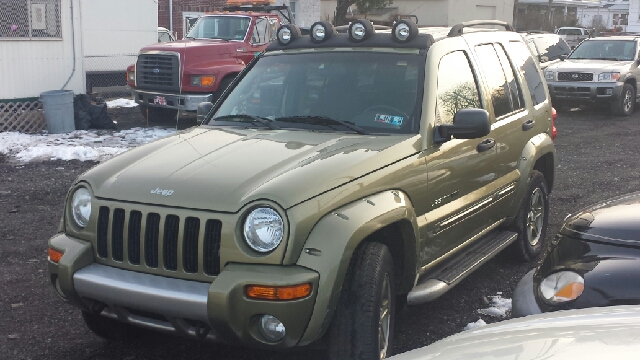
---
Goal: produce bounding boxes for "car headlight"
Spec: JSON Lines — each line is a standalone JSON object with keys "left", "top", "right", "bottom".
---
{"left": 544, "top": 71, "right": 555, "bottom": 81}
{"left": 127, "top": 71, "right": 135, "bottom": 82}
{"left": 243, "top": 207, "right": 284, "bottom": 253}
{"left": 598, "top": 72, "right": 620, "bottom": 82}
{"left": 71, "top": 187, "right": 92, "bottom": 228}
{"left": 539, "top": 271, "right": 584, "bottom": 304}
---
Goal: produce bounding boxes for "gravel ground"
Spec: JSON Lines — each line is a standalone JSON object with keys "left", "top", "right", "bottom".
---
{"left": 1, "top": 105, "right": 639, "bottom": 360}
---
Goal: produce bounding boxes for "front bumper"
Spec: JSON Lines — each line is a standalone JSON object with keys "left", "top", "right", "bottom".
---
{"left": 131, "top": 89, "right": 213, "bottom": 111}
{"left": 547, "top": 81, "right": 623, "bottom": 104}
{"left": 48, "top": 233, "right": 320, "bottom": 348}
{"left": 511, "top": 268, "right": 542, "bottom": 318}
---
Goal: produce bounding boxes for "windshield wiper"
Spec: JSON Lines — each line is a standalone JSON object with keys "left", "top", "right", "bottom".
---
{"left": 276, "top": 116, "right": 370, "bottom": 135}
{"left": 212, "top": 114, "right": 280, "bottom": 130}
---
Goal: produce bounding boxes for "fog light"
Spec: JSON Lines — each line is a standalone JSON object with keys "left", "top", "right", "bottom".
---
{"left": 310, "top": 21, "right": 335, "bottom": 43}
{"left": 277, "top": 24, "right": 300, "bottom": 46}
{"left": 260, "top": 315, "right": 286, "bottom": 342}
{"left": 392, "top": 20, "right": 418, "bottom": 43}
{"left": 348, "top": 19, "right": 374, "bottom": 42}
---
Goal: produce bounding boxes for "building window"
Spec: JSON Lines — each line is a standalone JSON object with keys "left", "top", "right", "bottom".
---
{"left": 0, "top": 0, "right": 61, "bottom": 39}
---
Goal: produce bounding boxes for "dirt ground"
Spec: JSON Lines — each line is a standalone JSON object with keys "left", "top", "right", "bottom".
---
{"left": 1, "top": 105, "right": 640, "bottom": 360}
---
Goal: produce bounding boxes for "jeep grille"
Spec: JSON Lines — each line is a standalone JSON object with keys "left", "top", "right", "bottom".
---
{"left": 558, "top": 72, "right": 593, "bottom": 81}
{"left": 97, "top": 206, "right": 221, "bottom": 276}
{"left": 136, "top": 54, "right": 180, "bottom": 92}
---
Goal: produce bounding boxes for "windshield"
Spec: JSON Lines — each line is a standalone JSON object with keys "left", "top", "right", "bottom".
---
{"left": 570, "top": 40, "right": 636, "bottom": 61}
{"left": 186, "top": 16, "right": 250, "bottom": 40}
{"left": 557, "top": 28, "right": 583, "bottom": 36}
{"left": 209, "top": 52, "right": 424, "bottom": 134}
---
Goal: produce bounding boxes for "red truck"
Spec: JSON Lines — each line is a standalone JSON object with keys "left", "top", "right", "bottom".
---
{"left": 126, "top": 1, "right": 291, "bottom": 121}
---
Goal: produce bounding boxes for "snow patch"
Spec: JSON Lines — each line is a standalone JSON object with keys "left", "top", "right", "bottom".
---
{"left": 0, "top": 127, "right": 176, "bottom": 162}
{"left": 463, "top": 318, "right": 487, "bottom": 331}
{"left": 478, "top": 295, "right": 512, "bottom": 317}
{"left": 106, "top": 98, "right": 138, "bottom": 108}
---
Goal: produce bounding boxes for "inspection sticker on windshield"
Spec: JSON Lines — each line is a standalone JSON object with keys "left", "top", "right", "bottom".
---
{"left": 375, "top": 114, "right": 403, "bottom": 126}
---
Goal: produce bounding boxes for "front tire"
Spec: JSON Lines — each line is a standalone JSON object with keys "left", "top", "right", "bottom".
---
{"left": 611, "top": 83, "right": 635, "bottom": 116}
{"left": 327, "top": 243, "right": 396, "bottom": 360}
{"left": 508, "top": 170, "right": 549, "bottom": 262}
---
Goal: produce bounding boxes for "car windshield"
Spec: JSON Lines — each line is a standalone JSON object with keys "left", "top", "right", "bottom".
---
{"left": 557, "top": 28, "right": 583, "bottom": 36}
{"left": 569, "top": 40, "right": 636, "bottom": 61}
{"left": 208, "top": 51, "right": 424, "bottom": 134}
{"left": 186, "top": 16, "right": 250, "bottom": 40}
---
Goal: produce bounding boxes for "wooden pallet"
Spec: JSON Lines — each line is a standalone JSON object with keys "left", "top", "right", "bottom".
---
{"left": 0, "top": 101, "right": 47, "bottom": 133}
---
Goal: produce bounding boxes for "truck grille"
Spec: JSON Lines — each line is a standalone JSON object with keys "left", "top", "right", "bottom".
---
{"left": 558, "top": 72, "right": 593, "bottom": 81}
{"left": 136, "top": 54, "right": 180, "bottom": 92}
{"left": 96, "top": 207, "right": 221, "bottom": 276}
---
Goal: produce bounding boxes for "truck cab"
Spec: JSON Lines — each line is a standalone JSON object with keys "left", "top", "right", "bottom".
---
{"left": 126, "top": 2, "right": 285, "bottom": 121}
{"left": 556, "top": 27, "right": 591, "bottom": 49}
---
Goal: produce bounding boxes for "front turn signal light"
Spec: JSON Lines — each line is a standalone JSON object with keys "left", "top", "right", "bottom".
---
{"left": 201, "top": 75, "right": 215, "bottom": 87}
{"left": 539, "top": 271, "right": 584, "bottom": 304}
{"left": 48, "top": 248, "right": 64, "bottom": 263}
{"left": 246, "top": 283, "right": 312, "bottom": 301}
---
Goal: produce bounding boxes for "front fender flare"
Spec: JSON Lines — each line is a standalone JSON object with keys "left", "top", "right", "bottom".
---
{"left": 296, "top": 190, "right": 420, "bottom": 346}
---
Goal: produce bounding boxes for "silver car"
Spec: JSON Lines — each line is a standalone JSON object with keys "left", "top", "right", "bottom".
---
{"left": 544, "top": 36, "right": 639, "bottom": 116}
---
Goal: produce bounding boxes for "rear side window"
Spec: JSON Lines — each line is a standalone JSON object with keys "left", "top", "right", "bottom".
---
{"left": 436, "top": 51, "right": 481, "bottom": 125}
{"left": 506, "top": 41, "right": 547, "bottom": 106}
{"left": 533, "top": 36, "right": 571, "bottom": 62}
{"left": 475, "top": 44, "right": 512, "bottom": 118}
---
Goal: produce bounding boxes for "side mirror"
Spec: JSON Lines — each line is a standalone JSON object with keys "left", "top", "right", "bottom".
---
{"left": 197, "top": 102, "right": 213, "bottom": 124}
{"left": 436, "top": 108, "right": 490, "bottom": 141}
{"left": 559, "top": 54, "right": 568, "bottom": 61}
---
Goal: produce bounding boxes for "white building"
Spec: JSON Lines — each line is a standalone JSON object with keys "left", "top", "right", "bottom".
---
{"left": 284, "top": 0, "right": 321, "bottom": 27}
{"left": 577, "top": 0, "right": 630, "bottom": 31}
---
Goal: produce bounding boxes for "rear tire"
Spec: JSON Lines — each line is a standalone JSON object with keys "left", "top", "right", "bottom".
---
{"left": 507, "top": 170, "right": 549, "bottom": 262}
{"left": 611, "top": 83, "right": 635, "bottom": 116}
{"left": 139, "top": 106, "right": 178, "bottom": 122}
{"left": 81, "top": 311, "right": 138, "bottom": 341}
{"left": 327, "top": 242, "right": 396, "bottom": 360}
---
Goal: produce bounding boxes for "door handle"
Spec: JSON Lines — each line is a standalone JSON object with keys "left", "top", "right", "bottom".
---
{"left": 522, "top": 119, "right": 535, "bottom": 131}
{"left": 477, "top": 138, "right": 496, "bottom": 152}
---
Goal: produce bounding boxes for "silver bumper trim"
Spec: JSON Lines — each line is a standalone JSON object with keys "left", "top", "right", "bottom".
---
{"left": 131, "top": 89, "right": 213, "bottom": 111}
{"left": 73, "top": 264, "right": 211, "bottom": 323}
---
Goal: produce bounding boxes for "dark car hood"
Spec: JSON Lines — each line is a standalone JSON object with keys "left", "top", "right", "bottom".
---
{"left": 80, "top": 126, "right": 414, "bottom": 213}
{"left": 561, "top": 192, "right": 640, "bottom": 243}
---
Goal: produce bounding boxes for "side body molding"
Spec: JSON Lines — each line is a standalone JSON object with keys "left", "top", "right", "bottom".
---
{"left": 296, "top": 190, "right": 420, "bottom": 345}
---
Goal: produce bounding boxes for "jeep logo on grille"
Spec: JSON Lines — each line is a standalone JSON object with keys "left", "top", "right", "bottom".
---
{"left": 151, "top": 187, "right": 174, "bottom": 196}
{"left": 572, "top": 73, "right": 579, "bottom": 79}
{"left": 153, "top": 68, "right": 160, "bottom": 74}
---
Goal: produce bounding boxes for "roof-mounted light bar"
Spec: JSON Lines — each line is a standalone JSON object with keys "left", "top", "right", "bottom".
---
{"left": 348, "top": 19, "right": 375, "bottom": 43}
{"left": 310, "top": 21, "right": 336, "bottom": 43}
{"left": 277, "top": 24, "right": 301, "bottom": 46}
{"left": 392, "top": 20, "right": 418, "bottom": 43}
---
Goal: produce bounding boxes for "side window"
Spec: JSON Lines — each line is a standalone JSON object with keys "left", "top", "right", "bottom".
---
{"left": 251, "top": 18, "right": 269, "bottom": 44}
{"left": 506, "top": 41, "right": 547, "bottom": 106}
{"left": 534, "top": 37, "right": 570, "bottom": 62}
{"left": 495, "top": 44, "right": 524, "bottom": 112}
{"left": 475, "top": 44, "right": 512, "bottom": 118}
{"left": 436, "top": 51, "right": 481, "bottom": 125}
{"left": 526, "top": 40, "right": 539, "bottom": 61}
{"left": 269, "top": 18, "right": 278, "bottom": 42}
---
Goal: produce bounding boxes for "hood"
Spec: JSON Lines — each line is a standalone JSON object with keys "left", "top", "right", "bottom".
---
{"left": 81, "top": 127, "right": 415, "bottom": 213}
{"left": 389, "top": 305, "right": 640, "bottom": 360}
{"left": 561, "top": 192, "right": 640, "bottom": 243}
{"left": 140, "top": 39, "right": 236, "bottom": 62}
{"left": 550, "top": 59, "right": 632, "bottom": 72}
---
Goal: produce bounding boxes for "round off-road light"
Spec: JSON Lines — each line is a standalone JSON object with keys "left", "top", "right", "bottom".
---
{"left": 310, "top": 21, "right": 335, "bottom": 43}
{"left": 348, "top": 19, "right": 374, "bottom": 42}
{"left": 392, "top": 20, "right": 418, "bottom": 43}
{"left": 277, "top": 24, "right": 300, "bottom": 46}
{"left": 71, "top": 187, "right": 92, "bottom": 228}
{"left": 260, "top": 315, "right": 286, "bottom": 342}
{"left": 243, "top": 207, "right": 284, "bottom": 253}
{"left": 539, "top": 271, "right": 585, "bottom": 304}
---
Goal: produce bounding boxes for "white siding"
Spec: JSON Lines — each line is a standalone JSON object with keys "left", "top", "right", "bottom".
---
{"left": 281, "top": 0, "right": 321, "bottom": 27}
{"left": 0, "top": 0, "right": 84, "bottom": 100}
{"left": 626, "top": 0, "right": 640, "bottom": 32}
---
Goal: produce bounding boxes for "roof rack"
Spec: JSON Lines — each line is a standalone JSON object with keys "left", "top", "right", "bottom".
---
{"left": 222, "top": 4, "right": 293, "bottom": 24}
{"left": 448, "top": 20, "right": 514, "bottom": 37}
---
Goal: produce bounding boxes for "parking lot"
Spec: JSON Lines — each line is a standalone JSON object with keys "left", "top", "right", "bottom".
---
{"left": 2, "top": 105, "right": 640, "bottom": 360}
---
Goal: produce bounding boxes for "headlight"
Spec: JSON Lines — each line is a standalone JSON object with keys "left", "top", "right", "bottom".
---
{"left": 539, "top": 271, "right": 584, "bottom": 304}
{"left": 191, "top": 75, "right": 215, "bottom": 87}
{"left": 127, "top": 71, "right": 135, "bottom": 82}
{"left": 243, "top": 207, "right": 284, "bottom": 253}
{"left": 71, "top": 187, "right": 92, "bottom": 228}
{"left": 598, "top": 72, "right": 620, "bottom": 81}
{"left": 544, "top": 71, "right": 555, "bottom": 81}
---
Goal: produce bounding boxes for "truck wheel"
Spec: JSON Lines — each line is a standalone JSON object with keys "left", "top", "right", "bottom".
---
{"left": 611, "top": 83, "right": 635, "bottom": 116}
{"left": 139, "top": 106, "right": 179, "bottom": 122}
{"left": 327, "top": 242, "right": 395, "bottom": 360}
{"left": 508, "top": 170, "right": 549, "bottom": 262}
{"left": 81, "top": 311, "right": 138, "bottom": 341}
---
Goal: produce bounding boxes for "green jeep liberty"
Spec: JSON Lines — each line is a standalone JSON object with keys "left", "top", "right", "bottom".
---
{"left": 48, "top": 20, "right": 556, "bottom": 359}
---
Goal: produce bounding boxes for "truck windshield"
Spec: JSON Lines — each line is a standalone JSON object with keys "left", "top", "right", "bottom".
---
{"left": 569, "top": 40, "right": 636, "bottom": 61}
{"left": 209, "top": 51, "right": 424, "bottom": 134}
{"left": 187, "top": 16, "right": 250, "bottom": 40}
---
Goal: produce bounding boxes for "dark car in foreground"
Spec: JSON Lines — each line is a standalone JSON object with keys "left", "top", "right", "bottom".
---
{"left": 513, "top": 192, "right": 640, "bottom": 317}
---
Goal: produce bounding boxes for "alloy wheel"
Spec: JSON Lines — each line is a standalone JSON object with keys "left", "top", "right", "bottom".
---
{"left": 379, "top": 273, "right": 391, "bottom": 359}
{"left": 624, "top": 89, "right": 633, "bottom": 113}
{"left": 527, "top": 188, "right": 544, "bottom": 247}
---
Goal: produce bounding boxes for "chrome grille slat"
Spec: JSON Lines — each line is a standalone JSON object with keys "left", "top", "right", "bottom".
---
{"left": 128, "top": 211, "right": 143, "bottom": 265}
{"left": 111, "top": 209, "right": 125, "bottom": 261}
{"left": 97, "top": 207, "right": 110, "bottom": 258}
{"left": 183, "top": 217, "right": 200, "bottom": 273}
{"left": 145, "top": 213, "right": 161, "bottom": 268}
{"left": 203, "top": 220, "right": 222, "bottom": 276}
{"left": 163, "top": 215, "right": 180, "bottom": 271}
